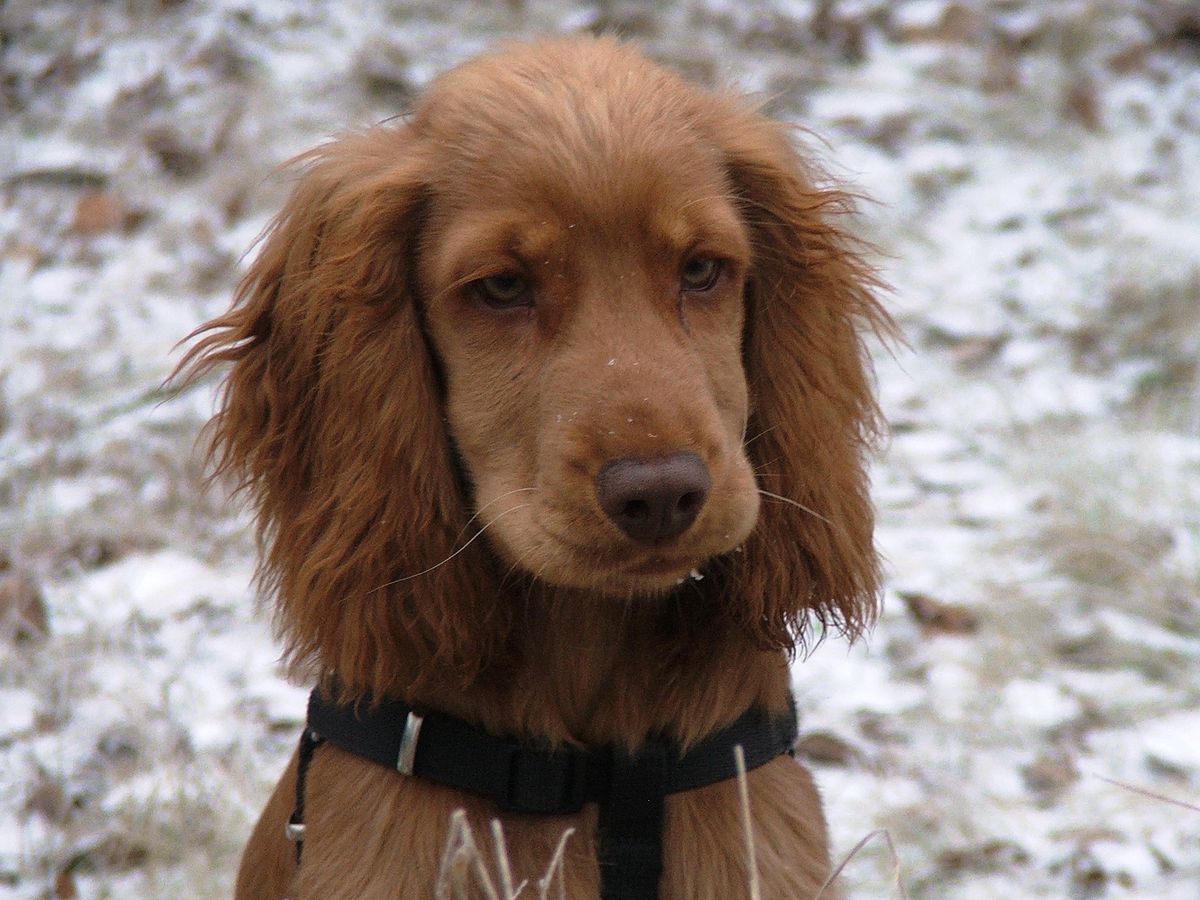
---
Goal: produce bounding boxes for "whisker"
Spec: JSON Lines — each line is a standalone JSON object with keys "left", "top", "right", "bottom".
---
{"left": 742, "top": 424, "right": 777, "bottom": 448}
{"left": 372, "top": 503, "right": 531, "bottom": 589}
{"left": 753, "top": 455, "right": 783, "bottom": 474}
{"left": 757, "top": 489, "right": 833, "bottom": 526}
{"left": 454, "top": 487, "right": 538, "bottom": 546}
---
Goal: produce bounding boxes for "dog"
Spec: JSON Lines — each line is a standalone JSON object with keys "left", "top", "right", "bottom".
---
{"left": 179, "top": 36, "right": 888, "bottom": 899}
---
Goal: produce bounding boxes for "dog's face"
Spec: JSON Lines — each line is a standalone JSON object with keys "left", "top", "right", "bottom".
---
{"left": 181, "top": 37, "right": 886, "bottom": 691}
{"left": 417, "top": 84, "right": 760, "bottom": 595}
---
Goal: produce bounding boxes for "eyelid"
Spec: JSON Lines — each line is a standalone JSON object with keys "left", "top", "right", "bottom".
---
{"left": 454, "top": 258, "right": 522, "bottom": 286}
{"left": 468, "top": 269, "right": 534, "bottom": 310}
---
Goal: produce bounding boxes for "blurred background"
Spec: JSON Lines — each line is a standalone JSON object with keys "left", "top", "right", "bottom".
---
{"left": 2, "top": 1, "right": 1198, "bottom": 896}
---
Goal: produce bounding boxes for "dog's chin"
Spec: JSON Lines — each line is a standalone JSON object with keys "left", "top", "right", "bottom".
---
{"left": 538, "top": 561, "right": 709, "bottom": 599}
{"left": 479, "top": 499, "right": 755, "bottom": 598}
{"left": 497, "top": 534, "right": 723, "bottom": 599}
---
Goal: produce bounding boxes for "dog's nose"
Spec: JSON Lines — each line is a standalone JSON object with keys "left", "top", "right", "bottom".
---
{"left": 595, "top": 452, "right": 712, "bottom": 543}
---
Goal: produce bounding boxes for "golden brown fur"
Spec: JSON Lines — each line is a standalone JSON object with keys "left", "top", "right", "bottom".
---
{"left": 178, "top": 36, "right": 888, "bottom": 899}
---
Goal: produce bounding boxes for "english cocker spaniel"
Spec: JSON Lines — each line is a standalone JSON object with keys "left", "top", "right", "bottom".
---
{"left": 180, "top": 36, "right": 888, "bottom": 900}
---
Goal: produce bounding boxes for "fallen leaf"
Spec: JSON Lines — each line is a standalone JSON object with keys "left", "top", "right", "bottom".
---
{"left": 0, "top": 571, "right": 49, "bottom": 643}
{"left": 899, "top": 591, "right": 978, "bottom": 635}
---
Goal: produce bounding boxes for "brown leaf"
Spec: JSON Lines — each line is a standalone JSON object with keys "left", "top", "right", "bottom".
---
{"left": 144, "top": 126, "right": 207, "bottom": 178}
{"left": 0, "top": 571, "right": 49, "bottom": 643}
{"left": 54, "top": 869, "right": 78, "bottom": 899}
{"left": 894, "top": 3, "right": 983, "bottom": 45}
{"left": 1023, "top": 751, "right": 1080, "bottom": 796}
{"left": 981, "top": 41, "right": 1022, "bottom": 93}
{"left": 938, "top": 838, "right": 1029, "bottom": 873}
{"left": 23, "top": 776, "right": 69, "bottom": 823}
{"left": 1063, "top": 76, "right": 1102, "bottom": 131}
{"left": 794, "top": 731, "right": 862, "bottom": 767}
{"left": 71, "top": 192, "right": 124, "bottom": 235}
{"left": 899, "top": 591, "right": 978, "bottom": 635}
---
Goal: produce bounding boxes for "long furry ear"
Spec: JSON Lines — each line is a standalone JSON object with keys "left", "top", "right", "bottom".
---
{"left": 712, "top": 107, "right": 893, "bottom": 653}
{"left": 173, "top": 127, "right": 503, "bottom": 699}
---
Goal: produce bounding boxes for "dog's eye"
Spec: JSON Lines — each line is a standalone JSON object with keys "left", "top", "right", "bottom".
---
{"left": 680, "top": 258, "right": 722, "bottom": 292}
{"left": 473, "top": 274, "right": 532, "bottom": 310}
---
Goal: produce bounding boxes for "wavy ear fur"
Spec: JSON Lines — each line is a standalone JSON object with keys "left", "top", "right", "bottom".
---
{"left": 174, "top": 127, "right": 502, "bottom": 698}
{"left": 712, "top": 107, "right": 892, "bottom": 652}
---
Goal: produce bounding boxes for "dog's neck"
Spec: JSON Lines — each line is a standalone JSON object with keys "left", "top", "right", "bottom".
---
{"left": 411, "top": 584, "right": 793, "bottom": 750}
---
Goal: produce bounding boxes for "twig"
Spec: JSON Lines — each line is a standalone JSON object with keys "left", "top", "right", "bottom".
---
{"left": 436, "top": 809, "right": 501, "bottom": 900}
{"left": 435, "top": 811, "right": 465, "bottom": 900}
{"left": 734, "top": 745, "right": 762, "bottom": 900}
{"left": 537, "top": 827, "right": 576, "bottom": 900}
{"left": 813, "top": 828, "right": 908, "bottom": 900}
{"left": 1095, "top": 774, "right": 1200, "bottom": 813}
{"left": 491, "top": 819, "right": 528, "bottom": 898}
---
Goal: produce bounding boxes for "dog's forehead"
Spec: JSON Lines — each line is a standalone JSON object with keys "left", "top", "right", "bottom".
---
{"left": 416, "top": 40, "right": 732, "bottom": 222}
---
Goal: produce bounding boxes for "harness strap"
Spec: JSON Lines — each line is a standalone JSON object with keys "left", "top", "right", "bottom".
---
{"left": 286, "top": 726, "right": 323, "bottom": 863}
{"left": 287, "top": 685, "right": 798, "bottom": 898}
{"left": 597, "top": 740, "right": 668, "bottom": 899}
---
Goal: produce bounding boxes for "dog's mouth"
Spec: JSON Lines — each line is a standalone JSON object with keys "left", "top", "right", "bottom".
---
{"left": 624, "top": 553, "right": 700, "bottom": 579}
{"left": 507, "top": 519, "right": 719, "bottom": 594}
{"left": 568, "top": 532, "right": 729, "bottom": 594}
{"left": 583, "top": 549, "right": 712, "bottom": 595}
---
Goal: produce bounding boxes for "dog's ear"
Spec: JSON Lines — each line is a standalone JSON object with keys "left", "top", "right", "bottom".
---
{"left": 712, "top": 108, "right": 891, "bottom": 652}
{"left": 173, "top": 128, "right": 503, "bottom": 698}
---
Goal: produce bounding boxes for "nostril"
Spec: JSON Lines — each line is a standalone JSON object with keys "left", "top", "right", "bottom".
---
{"left": 595, "top": 451, "right": 712, "bottom": 544}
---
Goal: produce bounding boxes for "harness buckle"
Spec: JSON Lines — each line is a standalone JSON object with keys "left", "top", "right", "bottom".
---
{"left": 501, "top": 745, "right": 590, "bottom": 815}
{"left": 396, "top": 710, "right": 425, "bottom": 776}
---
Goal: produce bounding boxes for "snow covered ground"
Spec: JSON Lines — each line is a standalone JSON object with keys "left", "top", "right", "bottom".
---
{"left": 3, "top": 1, "right": 1198, "bottom": 896}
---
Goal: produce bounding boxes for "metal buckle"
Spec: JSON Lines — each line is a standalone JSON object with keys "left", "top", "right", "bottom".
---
{"left": 284, "top": 820, "right": 306, "bottom": 842}
{"left": 396, "top": 710, "right": 424, "bottom": 776}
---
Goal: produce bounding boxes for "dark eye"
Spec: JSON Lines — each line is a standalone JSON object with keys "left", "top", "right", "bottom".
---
{"left": 680, "top": 258, "right": 722, "bottom": 292}
{"left": 473, "top": 273, "right": 532, "bottom": 310}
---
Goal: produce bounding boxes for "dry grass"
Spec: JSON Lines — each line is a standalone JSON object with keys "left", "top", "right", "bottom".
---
{"left": 3, "top": 620, "right": 268, "bottom": 898}
{"left": 1026, "top": 233, "right": 1200, "bottom": 670}
{"left": 1077, "top": 252, "right": 1200, "bottom": 423}
{"left": 817, "top": 829, "right": 909, "bottom": 900}
{"left": 1094, "top": 775, "right": 1200, "bottom": 814}
{"left": 433, "top": 750, "right": 909, "bottom": 899}
{"left": 1032, "top": 422, "right": 1200, "bottom": 643}
{"left": 435, "top": 812, "right": 576, "bottom": 900}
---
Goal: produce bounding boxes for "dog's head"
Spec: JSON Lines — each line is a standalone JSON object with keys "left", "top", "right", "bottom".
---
{"left": 177, "top": 38, "right": 889, "bottom": 696}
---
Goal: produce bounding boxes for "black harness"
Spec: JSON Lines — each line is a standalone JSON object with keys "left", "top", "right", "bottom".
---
{"left": 288, "top": 684, "right": 798, "bottom": 899}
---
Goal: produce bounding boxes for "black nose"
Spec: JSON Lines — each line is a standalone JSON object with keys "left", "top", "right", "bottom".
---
{"left": 595, "top": 452, "right": 712, "bottom": 544}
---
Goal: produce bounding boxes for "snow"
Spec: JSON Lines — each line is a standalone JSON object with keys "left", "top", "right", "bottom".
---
{"left": 1138, "top": 711, "right": 1200, "bottom": 776}
{"left": 1000, "top": 679, "right": 1082, "bottom": 732}
{"left": 4, "top": 0, "right": 1200, "bottom": 897}
{"left": 0, "top": 691, "right": 37, "bottom": 742}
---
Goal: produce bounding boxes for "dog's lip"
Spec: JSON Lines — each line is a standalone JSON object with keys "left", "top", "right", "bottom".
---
{"left": 624, "top": 553, "right": 697, "bottom": 577}
{"left": 535, "top": 523, "right": 703, "bottom": 576}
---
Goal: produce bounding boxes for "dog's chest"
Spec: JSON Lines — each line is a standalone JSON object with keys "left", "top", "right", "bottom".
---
{"left": 297, "top": 752, "right": 833, "bottom": 899}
